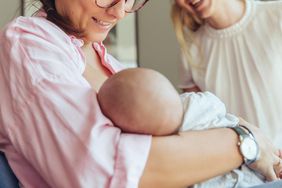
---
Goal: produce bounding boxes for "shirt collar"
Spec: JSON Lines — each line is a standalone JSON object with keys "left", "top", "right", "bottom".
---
{"left": 35, "top": 11, "right": 118, "bottom": 75}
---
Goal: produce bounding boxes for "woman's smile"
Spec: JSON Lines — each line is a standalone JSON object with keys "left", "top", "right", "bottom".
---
{"left": 188, "top": 0, "right": 205, "bottom": 12}
{"left": 188, "top": 0, "right": 203, "bottom": 8}
{"left": 92, "top": 17, "right": 113, "bottom": 31}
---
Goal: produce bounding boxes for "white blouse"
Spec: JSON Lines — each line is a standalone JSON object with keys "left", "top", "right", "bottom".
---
{"left": 178, "top": 0, "right": 282, "bottom": 147}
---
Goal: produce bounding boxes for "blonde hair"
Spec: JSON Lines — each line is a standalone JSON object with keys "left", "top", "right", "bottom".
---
{"left": 171, "top": 2, "right": 203, "bottom": 67}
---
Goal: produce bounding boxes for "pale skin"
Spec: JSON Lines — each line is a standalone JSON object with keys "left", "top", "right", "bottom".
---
{"left": 176, "top": 0, "right": 245, "bottom": 29}
{"left": 54, "top": 0, "right": 282, "bottom": 187}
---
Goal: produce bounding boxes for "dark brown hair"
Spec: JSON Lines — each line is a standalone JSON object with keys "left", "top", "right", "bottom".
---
{"left": 39, "top": 0, "right": 83, "bottom": 36}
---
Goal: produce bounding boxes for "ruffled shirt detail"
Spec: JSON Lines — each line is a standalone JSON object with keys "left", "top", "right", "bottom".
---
{"left": 204, "top": 0, "right": 254, "bottom": 38}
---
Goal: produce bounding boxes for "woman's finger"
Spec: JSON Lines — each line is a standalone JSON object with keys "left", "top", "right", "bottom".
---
{"left": 274, "top": 158, "right": 282, "bottom": 166}
{"left": 274, "top": 156, "right": 282, "bottom": 179}
{"left": 278, "top": 149, "right": 282, "bottom": 158}
{"left": 266, "top": 167, "right": 278, "bottom": 181}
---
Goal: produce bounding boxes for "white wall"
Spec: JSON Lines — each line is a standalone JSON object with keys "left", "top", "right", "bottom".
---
{"left": 111, "top": 14, "right": 137, "bottom": 67}
{"left": 0, "top": 0, "right": 21, "bottom": 28}
{"left": 137, "top": 0, "right": 181, "bottom": 89}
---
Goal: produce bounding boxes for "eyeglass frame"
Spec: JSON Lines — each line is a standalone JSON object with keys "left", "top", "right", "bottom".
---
{"left": 95, "top": 0, "right": 149, "bottom": 13}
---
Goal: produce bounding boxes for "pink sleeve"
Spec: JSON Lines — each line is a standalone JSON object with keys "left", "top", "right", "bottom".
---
{"left": 0, "top": 17, "right": 151, "bottom": 188}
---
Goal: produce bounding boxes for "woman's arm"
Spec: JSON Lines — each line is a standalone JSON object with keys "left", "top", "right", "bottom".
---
{"left": 139, "top": 128, "right": 242, "bottom": 188}
{"left": 140, "top": 122, "right": 281, "bottom": 188}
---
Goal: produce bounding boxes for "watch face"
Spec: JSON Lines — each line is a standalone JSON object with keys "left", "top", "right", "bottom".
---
{"left": 241, "top": 137, "right": 258, "bottom": 160}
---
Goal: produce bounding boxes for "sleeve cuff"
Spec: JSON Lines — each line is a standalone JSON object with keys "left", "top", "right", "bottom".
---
{"left": 109, "top": 133, "right": 152, "bottom": 188}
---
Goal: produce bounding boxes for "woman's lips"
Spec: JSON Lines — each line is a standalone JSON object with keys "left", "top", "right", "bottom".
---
{"left": 92, "top": 17, "right": 113, "bottom": 30}
{"left": 188, "top": 0, "right": 204, "bottom": 9}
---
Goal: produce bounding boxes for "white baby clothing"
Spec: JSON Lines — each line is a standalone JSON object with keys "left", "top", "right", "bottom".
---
{"left": 180, "top": 92, "right": 264, "bottom": 188}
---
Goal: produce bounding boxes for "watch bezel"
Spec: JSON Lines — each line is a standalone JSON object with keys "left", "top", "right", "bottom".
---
{"left": 240, "top": 136, "right": 259, "bottom": 165}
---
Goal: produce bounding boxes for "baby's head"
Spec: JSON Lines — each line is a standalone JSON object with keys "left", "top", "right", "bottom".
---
{"left": 98, "top": 68, "right": 183, "bottom": 136}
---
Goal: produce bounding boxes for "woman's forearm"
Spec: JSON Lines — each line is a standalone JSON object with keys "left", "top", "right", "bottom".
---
{"left": 139, "top": 128, "right": 243, "bottom": 188}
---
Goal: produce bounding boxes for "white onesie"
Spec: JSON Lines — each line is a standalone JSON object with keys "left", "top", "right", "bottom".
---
{"left": 180, "top": 92, "right": 264, "bottom": 188}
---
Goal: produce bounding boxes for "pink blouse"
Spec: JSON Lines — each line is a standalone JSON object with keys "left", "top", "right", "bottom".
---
{"left": 0, "top": 15, "right": 151, "bottom": 188}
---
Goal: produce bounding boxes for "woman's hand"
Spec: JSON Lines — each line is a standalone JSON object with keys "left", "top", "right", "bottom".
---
{"left": 239, "top": 118, "right": 282, "bottom": 181}
{"left": 274, "top": 149, "right": 282, "bottom": 179}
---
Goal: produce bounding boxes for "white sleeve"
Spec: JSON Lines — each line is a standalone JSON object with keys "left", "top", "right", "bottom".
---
{"left": 180, "top": 92, "right": 239, "bottom": 131}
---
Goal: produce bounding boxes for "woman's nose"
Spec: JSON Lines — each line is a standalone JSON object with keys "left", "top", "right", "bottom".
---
{"left": 106, "top": 0, "right": 126, "bottom": 19}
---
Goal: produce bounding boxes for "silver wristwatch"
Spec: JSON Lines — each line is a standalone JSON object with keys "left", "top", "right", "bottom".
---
{"left": 230, "top": 125, "right": 260, "bottom": 165}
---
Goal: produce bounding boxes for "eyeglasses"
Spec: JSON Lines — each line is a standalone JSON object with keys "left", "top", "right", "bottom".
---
{"left": 95, "top": 0, "right": 149, "bottom": 13}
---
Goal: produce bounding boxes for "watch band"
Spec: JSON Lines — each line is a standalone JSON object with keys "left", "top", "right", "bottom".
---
{"left": 232, "top": 125, "right": 248, "bottom": 138}
{"left": 239, "top": 124, "right": 255, "bottom": 138}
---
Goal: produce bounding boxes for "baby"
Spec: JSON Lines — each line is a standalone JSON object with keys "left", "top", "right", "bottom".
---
{"left": 98, "top": 67, "right": 183, "bottom": 136}
{"left": 97, "top": 68, "right": 264, "bottom": 188}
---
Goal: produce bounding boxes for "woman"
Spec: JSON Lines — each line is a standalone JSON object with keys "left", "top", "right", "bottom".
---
{"left": 0, "top": 0, "right": 281, "bottom": 187}
{"left": 172, "top": 0, "right": 282, "bottom": 148}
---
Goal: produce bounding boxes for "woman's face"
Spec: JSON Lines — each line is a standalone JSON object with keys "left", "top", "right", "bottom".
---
{"left": 175, "top": 0, "right": 217, "bottom": 20}
{"left": 55, "top": 0, "right": 127, "bottom": 42}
